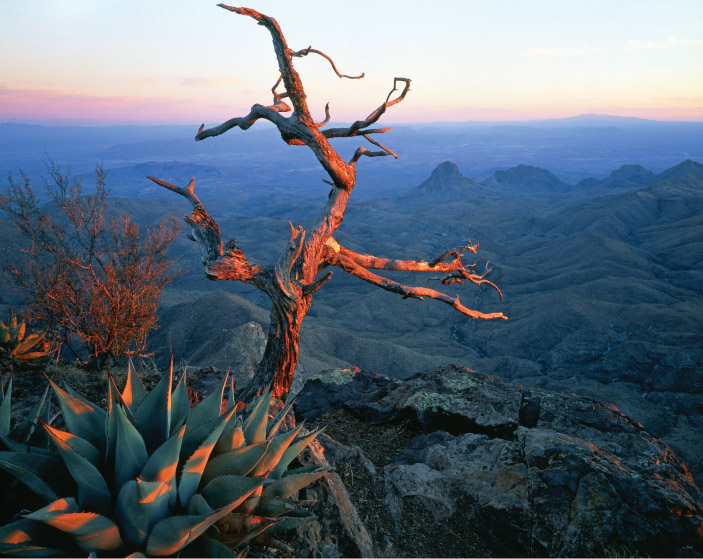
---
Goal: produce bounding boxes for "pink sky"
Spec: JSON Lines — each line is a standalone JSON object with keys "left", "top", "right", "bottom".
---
{"left": 1, "top": 1, "right": 702, "bottom": 125}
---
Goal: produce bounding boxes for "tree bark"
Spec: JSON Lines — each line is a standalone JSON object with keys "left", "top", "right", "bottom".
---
{"left": 242, "top": 295, "right": 311, "bottom": 402}
{"left": 150, "top": 6, "right": 506, "bottom": 402}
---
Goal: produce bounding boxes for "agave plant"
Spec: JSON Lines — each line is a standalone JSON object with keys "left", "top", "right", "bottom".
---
{"left": 0, "top": 364, "right": 326, "bottom": 557}
{"left": 0, "top": 313, "right": 49, "bottom": 365}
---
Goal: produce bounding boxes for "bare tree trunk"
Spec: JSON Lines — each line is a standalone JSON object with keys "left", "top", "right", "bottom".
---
{"left": 243, "top": 296, "right": 311, "bottom": 401}
{"left": 150, "top": 6, "right": 505, "bottom": 402}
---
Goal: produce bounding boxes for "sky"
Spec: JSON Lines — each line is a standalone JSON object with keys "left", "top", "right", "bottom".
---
{"left": 1, "top": 0, "right": 702, "bottom": 125}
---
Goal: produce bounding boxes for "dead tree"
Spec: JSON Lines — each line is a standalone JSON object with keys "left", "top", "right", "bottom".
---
{"left": 149, "top": 5, "right": 506, "bottom": 401}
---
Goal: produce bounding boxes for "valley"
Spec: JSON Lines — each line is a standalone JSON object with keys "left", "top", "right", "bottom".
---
{"left": 1, "top": 120, "right": 701, "bottom": 485}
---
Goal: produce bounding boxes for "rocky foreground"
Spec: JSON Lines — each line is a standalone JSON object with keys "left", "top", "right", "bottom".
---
{"left": 292, "top": 365, "right": 703, "bottom": 557}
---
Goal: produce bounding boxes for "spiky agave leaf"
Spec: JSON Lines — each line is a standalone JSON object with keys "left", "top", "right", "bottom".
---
{"left": 8, "top": 385, "right": 50, "bottom": 446}
{"left": 121, "top": 359, "right": 147, "bottom": 413}
{"left": 241, "top": 389, "right": 272, "bottom": 445}
{"left": 0, "top": 376, "right": 12, "bottom": 436}
{"left": 40, "top": 419, "right": 111, "bottom": 515}
{"left": 44, "top": 375, "right": 106, "bottom": 453}
{"left": 179, "top": 407, "right": 236, "bottom": 508}
{"left": 0, "top": 450, "right": 67, "bottom": 502}
{"left": 26, "top": 498, "right": 124, "bottom": 554}
{"left": 115, "top": 478, "right": 171, "bottom": 548}
{"left": 201, "top": 441, "right": 268, "bottom": 486}
{"left": 133, "top": 365, "right": 172, "bottom": 452}
{"left": 170, "top": 370, "right": 190, "bottom": 432}
{"left": 0, "top": 368, "right": 327, "bottom": 557}
{"left": 146, "top": 478, "right": 262, "bottom": 558}
{"left": 114, "top": 403, "right": 149, "bottom": 491}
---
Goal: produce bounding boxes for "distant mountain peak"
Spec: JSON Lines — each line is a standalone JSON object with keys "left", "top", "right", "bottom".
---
{"left": 403, "top": 160, "right": 495, "bottom": 204}
{"left": 655, "top": 159, "right": 703, "bottom": 183}
{"left": 430, "top": 160, "right": 462, "bottom": 180}
{"left": 487, "top": 164, "right": 571, "bottom": 191}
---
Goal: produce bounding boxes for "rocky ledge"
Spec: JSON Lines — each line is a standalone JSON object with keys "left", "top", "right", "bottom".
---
{"left": 295, "top": 364, "right": 703, "bottom": 557}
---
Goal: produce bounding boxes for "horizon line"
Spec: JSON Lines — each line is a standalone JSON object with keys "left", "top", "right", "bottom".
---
{"left": 3, "top": 113, "right": 703, "bottom": 129}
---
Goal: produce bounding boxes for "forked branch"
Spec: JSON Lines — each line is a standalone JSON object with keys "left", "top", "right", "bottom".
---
{"left": 323, "top": 237, "right": 505, "bottom": 318}
{"left": 332, "top": 252, "right": 506, "bottom": 321}
{"left": 290, "top": 46, "right": 364, "bottom": 80}
{"left": 323, "top": 78, "right": 411, "bottom": 139}
{"left": 147, "top": 175, "right": 264, "bottom": 285}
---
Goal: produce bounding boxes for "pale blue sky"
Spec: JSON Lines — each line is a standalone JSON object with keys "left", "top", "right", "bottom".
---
{"left": 1, "top": 1, "right": 701, "bottom": 124}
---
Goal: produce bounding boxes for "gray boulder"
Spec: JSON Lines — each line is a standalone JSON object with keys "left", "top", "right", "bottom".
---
{"left": 296, "top": 364, "right": 703, "bottom": 557}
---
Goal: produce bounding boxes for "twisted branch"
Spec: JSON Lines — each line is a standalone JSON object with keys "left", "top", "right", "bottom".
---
{"left": 195, "top": 101, "right": 292, "bottom": 142}
{"left": 146, "top": 175, "right": 264, "bottom": 285}
{"left": 332, "top": 252, "right": 506, "bottom": 321}
{"left": 323, "top": 237, "right": 505, "bottom": 315}
{"left": 290, "top": 46, "right": 364, "bottom": 79}
{"left": 323, "top": 78, "right": 411, "bottom": 139}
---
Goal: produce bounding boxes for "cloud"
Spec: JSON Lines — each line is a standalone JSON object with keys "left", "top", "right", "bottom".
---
{"left": 0, "top": 87, "right": 214, "bottom": 124}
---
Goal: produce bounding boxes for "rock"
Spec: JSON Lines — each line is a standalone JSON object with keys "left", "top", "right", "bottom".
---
{"left": 298, "top": 364, "right": 703, "bottom": 557}
{"left": 294, "top": 367, "right": 399, "bottom": 421}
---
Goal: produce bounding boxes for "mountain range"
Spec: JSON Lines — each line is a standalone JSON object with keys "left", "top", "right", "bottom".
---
{"left": 1, "top": 120, "right": 701, "bottom": 486}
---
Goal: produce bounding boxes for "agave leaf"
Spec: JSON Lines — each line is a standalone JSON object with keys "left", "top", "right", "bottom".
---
{"left": 253, "top": 496, "right": 298, "bottom": 518}
{"left": 242, "top": 390, "right": 271, "bottom": 446}
{"left": 227, "top": 375, "right": 236, "bottom": 411}
{"left": 200, "top": 475, "right": 263, "bottom": 510}
{"left": 140, "top": 423, "right": 185, "bottom": 510}
{"left": 250, "top": 423, "right": 304, "bottom": 477}
{"left": 0, "top": 516, "right": 77, "bottom": 557}
{"left": 140, "top": 423, "right": 185, "bottom": 482}
{"left": 13, "top": 330, "right": 46, "bottom": 356}
{"left": 0, "top": 431, "right": 55, "bottom": 455}
{"left": 41, "top": 419, "right": 112, "bottom": 515}
{"left": 12, "top": 351, "right": 47, "bottom": 363}
{"left": 180, "top": 406, "right": 238, "bottom": 465}
{"left": 44, "top": 375, "right": 106, "bottom": 453}
{"left": 14, "top": 351, "right": 49, "bottom": 362}
{"left": 267, "top": 512, "right": 316, "bottom": 533}
{"left": 29, "top": 497, "right": 79, "bottom": 515}
{"left": 8, "top": 385, "right": 49, "bottom": 446}
{"left": 121, "top": 359, "right": 147, "bottom": 412}
{"left": 262, "top": 467, "right": 328, "bottom": 499}
{"left": 201, "top": 441, "right": 268, "bottom": 486}
{"left": 41, "top": 422, "right": 101, "bottom": 466}
{"left": 114, "top": 403, "right": 149, "bottom": 491}
{"left": 105, "top": 373, "right": 119, "bottom": 468}
{"left": 266, "top": 396, "right": 296, "bottom": 440}
{"left": 170, "top": 370, "right": 190, "bottom": 433}
{"left": 0, "top": 323, "right": 9, "bottom": 344}
{"left": 185, "top": 492, "right": 214, "bottom": 516}
{"left": 271, "top": 428, "right": 324, "bottom": 480}
{"left": 133, "top": 364, "right": 172, "bottom": 452}
{"left": 179, "top": 407, "right": 236, "bottom": 508}
{"left": 179, "top": 535, "right": 237, "bottom": 558}
{"left": 213, "top": 419, "right": 244, "bottom": 456}
{"left": 0, "top": 375, "right": 12, "bottom": 436}
{"left": 146, "top": 488, "right": 253, "bottom": 559}
{"left": 283, "top": 464, "right": 325, "bottom": 477}
{"left": 114, "top": 478, "right": 171, "bottom": 548}
{"left": 13, "top": 318, "right": 25, "bottom": 341}
{"left": 26, "top": 508, "right": 124, "bottom": 553}
{"left": 216, "top": 513, "right": 281, "bottom": 547}
{"left": 184, "top": 370, "right": 229, "bottom": 434}
{"left": 0, "top": 451, "right": 68, "bottom": 501}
